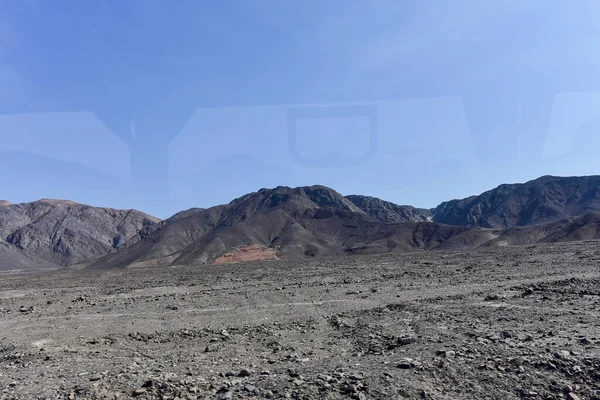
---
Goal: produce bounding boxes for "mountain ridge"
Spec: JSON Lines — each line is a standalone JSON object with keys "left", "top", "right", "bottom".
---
{"left": 4, "top": 175, "right": 600, "bottom": 271}
{"left": 0, "top": 199, "right": 160, "bottom": 271}
{"left": 431, "top": 175, "right": 600, "bottom": 228}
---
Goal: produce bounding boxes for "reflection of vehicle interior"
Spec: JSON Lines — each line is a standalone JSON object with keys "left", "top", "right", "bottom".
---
{"left": 543, "top": 93, "right": 600, "bottom": 159}
{"left": 167, "top": 98, "right": 478, "bottom": 206}
{"left": 3, "top": 1, "right": 600, "bottom": 206}
{"left": 0, "top": 111, "right": 130, "bottom": 180}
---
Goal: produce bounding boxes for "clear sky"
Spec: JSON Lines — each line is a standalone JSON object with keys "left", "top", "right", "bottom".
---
{"left": 1, "top": 0, "right": 600, "bottom": 218}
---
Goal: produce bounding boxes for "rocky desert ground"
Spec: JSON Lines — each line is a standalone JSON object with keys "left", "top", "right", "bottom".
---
{"left": 1, "top": 241, "right": 600, "bottom": 400}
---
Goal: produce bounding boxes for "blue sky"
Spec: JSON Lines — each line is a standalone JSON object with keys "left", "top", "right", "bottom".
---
{"left": 1, "top": 0, "right": 600, "bottom": 218}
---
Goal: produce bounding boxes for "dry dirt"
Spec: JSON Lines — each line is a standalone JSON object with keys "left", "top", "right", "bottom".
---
{"left": 1, "top": 241, "right": 600, "bottom": 399}
{"left": 212, "top": 246, "right": 279, "bottom": 265}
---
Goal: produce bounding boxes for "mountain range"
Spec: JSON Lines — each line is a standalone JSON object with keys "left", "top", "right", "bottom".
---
{"left": 2, "top": 175, "right": 600, "bottom": 272}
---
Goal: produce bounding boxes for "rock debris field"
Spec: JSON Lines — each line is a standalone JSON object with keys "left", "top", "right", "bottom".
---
{"left": 1, "top": 241, "right": 600, "bottom": 399}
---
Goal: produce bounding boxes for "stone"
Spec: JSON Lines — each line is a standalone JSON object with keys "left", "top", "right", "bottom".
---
{"left": 437, "top": 350, "right": 455, "bottom": 359}
{"left": 522, "top": 287, "right": 534, "bottom": 296}
{"left": 567, "top": 393, "right": 580, "bottom": 400}
{"left": 349, "top": 373, "right": 364, "bottom": 381}
{"left": 397, "top": 335, "right": 417, "bottom": 346}
{"left": 142, "top": 379, "right": 155, "bottom": 388}
{"left": 218, "top": 392, "right": 233, "bottom": 400}
{"left": 237, "top": 368, "right": 251, "bottom": 377}
{"left": 132, "top": 388, "right": 147, "bottom": 396}
{"left": 554, "top": 350, "right": 571, "bottom": 360}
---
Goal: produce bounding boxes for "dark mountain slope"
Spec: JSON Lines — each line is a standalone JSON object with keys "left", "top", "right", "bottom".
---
{"left": 542, "top": 211, "right": 600, "bottom": 243}
{"left": 88, "top": 186, "right": 496, "bottom": 268}
{"left": 89, "top": 186, "right": 365, "bottom": 268}
{"left": 481, "top": 211, "right": 600, "bottom": 248}
{"left": 432, "top": 175, "right": 600, "bottom": 229}
{"left": 87, "top": 205, "right": 227, "bottom": 269}
{"left": 9, "top": 175, "right": 600, "bottom": 270}
{"left": 345, "top": 195, "right": 431, "bottom": 223}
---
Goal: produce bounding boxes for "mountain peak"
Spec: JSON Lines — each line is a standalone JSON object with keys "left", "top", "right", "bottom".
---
{"left": 0, "top": 200, "right": 161, "bottom": 270}
{"left": 346, "top": 194, "right": 431, "bottom": 223}
{"left": 433, "top": 175, "right": 600, "bottom": 229}
{"left": 37, "top": 198, "right": 80, "bottom": 206}
{"left": 228, "top": 184, "right": 364, "bottom": 214}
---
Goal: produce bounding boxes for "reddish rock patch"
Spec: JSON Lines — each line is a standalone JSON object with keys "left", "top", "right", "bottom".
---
{"left": 212, "top": 245, "right": 279, "bottom": 264}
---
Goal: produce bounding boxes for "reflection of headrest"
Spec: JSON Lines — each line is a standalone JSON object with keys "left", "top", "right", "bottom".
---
{"left": 169, "top": 98, "right": 478, "bottom": 179}
{"left": 573, "top": 113, "right": 600, "bottom": 153}
{"left": 0, "top": 112, "right": 130, "bottom": 179}
{"left": 543, "top": 92, "right": 600, "bottom": 158}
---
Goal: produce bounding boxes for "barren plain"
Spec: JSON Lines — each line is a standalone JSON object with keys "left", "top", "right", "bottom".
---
{"left": 1, "top": 241, "right": 599, "bottom": 399}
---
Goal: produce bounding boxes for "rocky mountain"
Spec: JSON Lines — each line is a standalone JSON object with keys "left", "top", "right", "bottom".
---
{"left": 83, "top": 185, "right": 499, "bottom": 268}
{"left": 432, "top": 175, "right": 600, "bottom": 229}
{"left": 87, "top": 179, "right": 600, "bottom": 268}
{"left": 0, "top": 199, "right": 160, "bottom": 270}
{"left": 5, "top": 175, "right": 600, "bottom": 271}
{"left": 88, "top": 186, "right": 366, "bottom": 268}
{"left": 346, "top": 195, "right": 431, "bottom": 223}
{"left": 483, "top": 211, "right": 600, "bottom": 247}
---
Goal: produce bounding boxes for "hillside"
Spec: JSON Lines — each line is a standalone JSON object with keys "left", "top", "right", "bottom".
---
{"left": 87, "top": 186, "right": 492, "bottom": 268}
{"left": 432, "top": 175, "right": 600, "bottom": 229}
{"left": 88, "top": 179, "right": 600, "bottom": 268}
{"left": 483, "top": 211, "right": 600, "bottom": 247}
{"left": 0, "top": 199, "right": 160, "bottom": 270}
{"left": 345, "top": 195, "right": 431, "bottom": 223}
{"left": 5, "top": 175, "right": 600, "bottom": 270}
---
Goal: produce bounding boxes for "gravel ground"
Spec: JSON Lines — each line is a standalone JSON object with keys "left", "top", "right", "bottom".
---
{"left": 1, "top": 241, "right": 600, "bottom": 399}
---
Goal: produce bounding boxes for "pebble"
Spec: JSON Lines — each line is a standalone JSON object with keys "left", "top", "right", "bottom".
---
{"left": 397, "top": 335, "right": 417, "bottom": 345}
{"left": 397, "top": 358, "right": 414, "bottom": 369}
{"left": 132, "top": 388, "right": 147, "bottom": 396}
{"left": 349, "top": 373, "right": 364, "bottom": 381}
{"left": 218, "top": 392, "right": 233, "bottom": 400}
{"left": 437, "top": 350, "right": 455, "bottom": 359}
